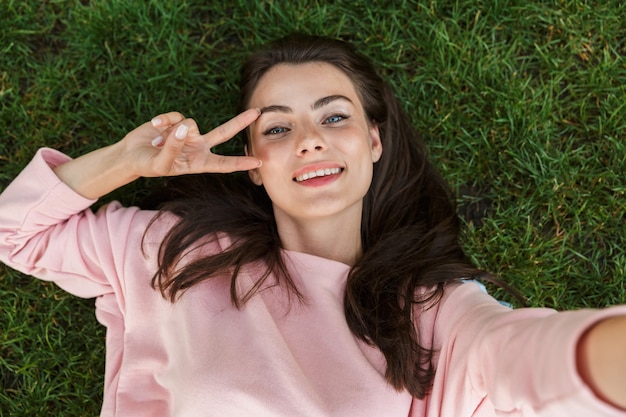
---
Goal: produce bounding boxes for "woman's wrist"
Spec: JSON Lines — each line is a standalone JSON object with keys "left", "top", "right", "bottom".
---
{"left": 53, "top": 142, "right": 139, "bottom": 200}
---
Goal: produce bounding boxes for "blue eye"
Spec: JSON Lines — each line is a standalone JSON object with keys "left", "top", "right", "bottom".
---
{"left": 264, "top": 126, "right": 289, "bottom": 135}
{"left": 324, "top": 114, "right": 348, "bottom": 124}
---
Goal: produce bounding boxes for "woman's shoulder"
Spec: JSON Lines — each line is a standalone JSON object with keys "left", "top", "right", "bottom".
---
{"left": 413, "top": 281, "right": 510, "bottom": 346}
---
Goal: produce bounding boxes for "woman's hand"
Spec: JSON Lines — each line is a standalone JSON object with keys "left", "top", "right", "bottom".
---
{"left": 577, "top": 314, "right": 626, "bottom": 409}
{"left": 53, "top": 109, "right": 261, "bottom": 199}
{"left": 122, "top": 109, "right": 261, "bottom": 178}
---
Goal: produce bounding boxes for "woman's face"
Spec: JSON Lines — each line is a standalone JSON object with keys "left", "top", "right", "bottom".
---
{"left": 246, "top": 62, "right": 382, "bottom": 224}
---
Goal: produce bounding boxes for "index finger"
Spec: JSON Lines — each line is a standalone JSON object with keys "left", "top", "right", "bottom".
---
{"left": 204, "top": 108, "right": 261, "bottom": 147}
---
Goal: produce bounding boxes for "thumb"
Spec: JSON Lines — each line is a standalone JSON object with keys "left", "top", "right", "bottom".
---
{"left": 152, "top": 123, "right": 190, "bottom": 175}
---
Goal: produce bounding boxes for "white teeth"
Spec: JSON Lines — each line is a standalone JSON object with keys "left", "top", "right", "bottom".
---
{"left": 295, "top": 167, "right": 341, "bottom": 182}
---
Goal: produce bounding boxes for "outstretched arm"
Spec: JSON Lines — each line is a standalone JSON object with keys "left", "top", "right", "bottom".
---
{"left": 53, "top": 109, "right": 261, "bottom": 199}
{"left": 577, "top": 315, "right": 626, "bottom": 410}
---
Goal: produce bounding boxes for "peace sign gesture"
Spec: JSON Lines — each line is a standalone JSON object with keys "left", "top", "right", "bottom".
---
{"left": 134, "top": 109, "right": 261, "bottom": 177}
{"left": 53, "top": 109, "right": 261, "bottom": 200}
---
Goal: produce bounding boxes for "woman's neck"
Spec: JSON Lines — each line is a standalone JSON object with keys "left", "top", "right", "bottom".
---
{"left": 274, "top": 208, "right": 363, "bottom": 266}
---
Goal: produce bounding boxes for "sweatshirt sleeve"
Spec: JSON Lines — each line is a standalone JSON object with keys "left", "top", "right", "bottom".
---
{"left": 429, "top": 282, "right": 626, "bottom": 416}
{"left": 0, "top": 148, "right": 156, "bottom": 300}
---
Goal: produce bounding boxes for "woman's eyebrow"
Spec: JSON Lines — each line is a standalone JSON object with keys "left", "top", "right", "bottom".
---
{"left": 259, "top": 95, "right": 353, "bottom": 115}
{"left": 312, "top": 95, "right": 353, "bottom": 110}
{"left": 259, "top": 104, "right": 292, "bottom": 114}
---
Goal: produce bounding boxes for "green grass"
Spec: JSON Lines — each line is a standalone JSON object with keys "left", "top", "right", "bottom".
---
{"left": 1, "top": 0, "right": 625, "bottom": 414}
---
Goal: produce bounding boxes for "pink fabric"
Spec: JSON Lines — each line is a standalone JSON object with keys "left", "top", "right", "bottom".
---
{"left": 0, "top": 148, "right": 625, "bottom": 417}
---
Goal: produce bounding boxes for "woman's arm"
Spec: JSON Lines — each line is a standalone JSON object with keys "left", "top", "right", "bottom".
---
{"left": 54, "top": 110, "right": 261, "bottom": 199}
{"left": 0, "top": 109, "right": 261, "bottom": 297}
{"left": 577, "top": 315, "right": 626, "bottom": 409}
{"left": 428, "top": 282, "right": 626, "bottom": 416}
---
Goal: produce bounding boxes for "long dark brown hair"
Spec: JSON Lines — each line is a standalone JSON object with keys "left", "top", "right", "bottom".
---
{"left": 146, "top": 34, "right": 483, "bottom": 399}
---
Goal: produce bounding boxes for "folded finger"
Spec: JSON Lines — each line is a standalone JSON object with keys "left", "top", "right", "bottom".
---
{"left": 151, "top": 111, "right": 186, "bottom": 129}
{"left": 150, "top": 120, "right": 198, "bottom": 174}
{"left": 151, "top": 118, "right": 200, "bottom": 148}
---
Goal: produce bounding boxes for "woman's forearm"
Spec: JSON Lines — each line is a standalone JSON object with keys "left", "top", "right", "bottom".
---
{"left": 53, "top": 142, "right": 139, "bottom": 200}
{"left": 577, "top": 314, "right": 626, "bottom": 409}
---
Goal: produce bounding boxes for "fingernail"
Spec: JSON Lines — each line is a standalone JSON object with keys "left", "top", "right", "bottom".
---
{"left": 151, "top": 135, "right": 164, "bottom": 147}
{"left": 151, "top": 117, "right": 162, "bottom": 127}
{"left": 254, "top": 108, "right": 261, "bottom": 115}
{"left": 257, "top": 159, "right": 263, "bottom": 167}
{"left": 175, "top": 124, "right": 188, "bottom": 139}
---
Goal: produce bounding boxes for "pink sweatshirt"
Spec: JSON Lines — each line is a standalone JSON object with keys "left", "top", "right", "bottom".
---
{"left": 0, "top": 148, "right": 625, "bottom": 417}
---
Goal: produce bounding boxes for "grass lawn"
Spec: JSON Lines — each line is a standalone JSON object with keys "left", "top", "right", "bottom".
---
{"left": 1, "top": 0, "right": 625, "bottom": 415}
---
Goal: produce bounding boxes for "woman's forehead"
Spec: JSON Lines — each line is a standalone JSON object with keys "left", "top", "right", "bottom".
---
{"left": 248, "top": 62, "right": 360, "bottom": 107}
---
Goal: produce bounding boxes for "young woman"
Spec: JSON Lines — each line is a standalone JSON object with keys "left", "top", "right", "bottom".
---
{"left": 0, "top": 34, "right": 624, "bottom": 416}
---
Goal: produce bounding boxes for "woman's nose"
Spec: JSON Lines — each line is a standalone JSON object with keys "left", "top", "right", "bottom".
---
{"left": 297, "top": 126, "right": 327, "bottom": 155}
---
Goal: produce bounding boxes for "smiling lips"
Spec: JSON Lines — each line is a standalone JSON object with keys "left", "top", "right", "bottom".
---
{"left": 294, "top": 167, "right": 343, "bottom": 182}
